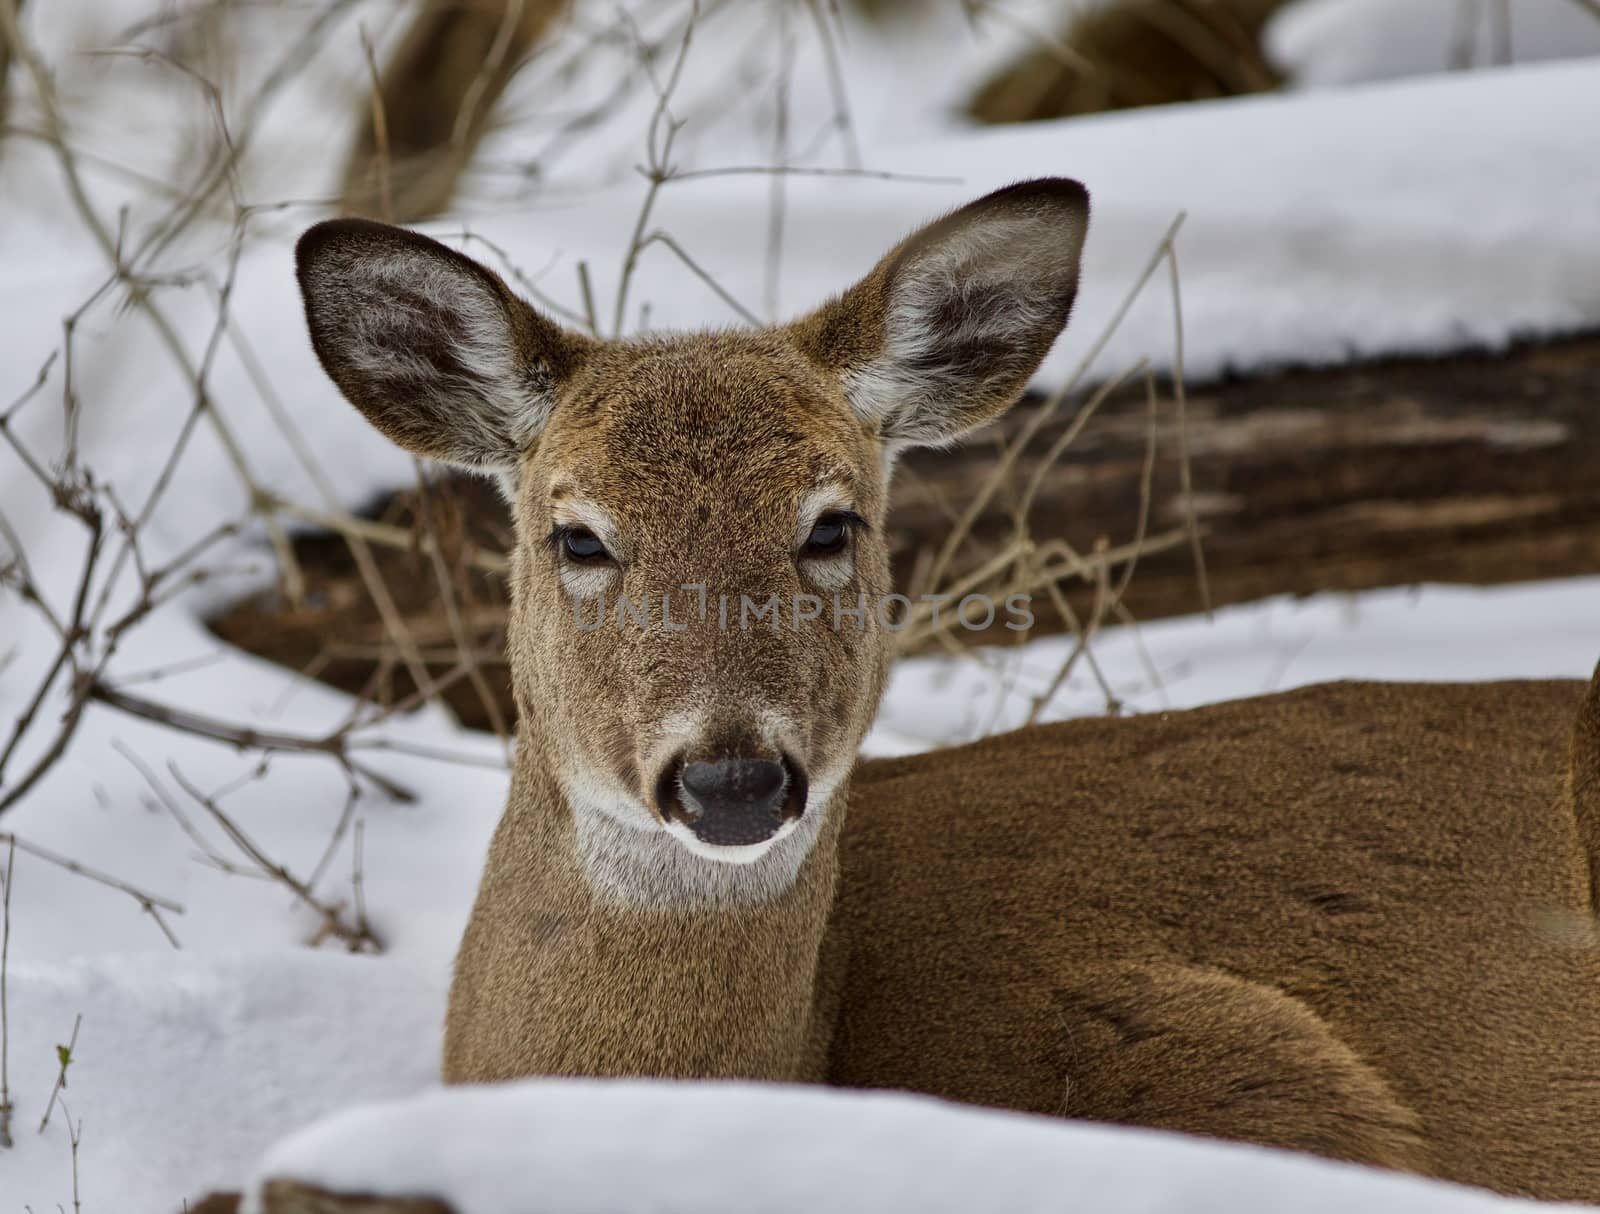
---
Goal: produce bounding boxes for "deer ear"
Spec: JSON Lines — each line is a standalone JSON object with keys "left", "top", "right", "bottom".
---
{"left": 787, "top": 179, "right": 1089, "bottom": 448}
{"left": 295, "top": 219, "right": 594, "bottom": 472}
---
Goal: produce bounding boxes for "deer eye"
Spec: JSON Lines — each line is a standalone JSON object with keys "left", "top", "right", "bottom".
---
{"left": 802, "top": 512, "right": 856, "bottom": 558}
{"left": 554, "top": 526, "right": 611, "bottom": 564}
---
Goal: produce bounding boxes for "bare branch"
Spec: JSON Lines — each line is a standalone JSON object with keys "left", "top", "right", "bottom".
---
{"left": 168, "top": 766, "right": 380, "bottom": 953}
{"left": 612, "top": 0, "right": 699, "bottom": 336}
{"left": 1166, "top": 231, "right": 1210, "bottom": 617}
{"left": 1, "top": 839, "right": 13, "bottom": 1149}
{"left": 86, "top": 681, "right": 417, "bottom": 803}
{"left": 37, "top": 1012, "right": 79, "bottom": 1133}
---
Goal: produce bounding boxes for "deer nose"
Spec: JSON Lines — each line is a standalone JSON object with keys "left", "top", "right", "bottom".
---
{"left": 662, "top": 757, "right": 803, "bottom": 848}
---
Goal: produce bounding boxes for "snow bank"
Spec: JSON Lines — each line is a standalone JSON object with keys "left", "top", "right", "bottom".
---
{"left": 7, "top": 60, "right": 1600, "bottom": 521}
{"left": 291, "top": 51, "right": 1600, "bottom": 386}
{"left": 5, "top": 46, "right": 1598, "bottom": 666}
{"left": 867, "top": 578, "right": 1600, "bottom": 754}
{"left": 243, "top": 1079, "right": 1580, "bottom": 1214}
{"left": 6, "top": 952, "right": 443, "bottom": 1211}
{"left": 5, "top": 59, "right": 1597, "bottom": 565}
{"left": 1268, "top": 0, "right": 1600, "bottom": 88}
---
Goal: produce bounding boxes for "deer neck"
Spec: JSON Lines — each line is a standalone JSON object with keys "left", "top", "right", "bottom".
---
{"left": 479, "top": 737, "right": 846, "bottom": 1083}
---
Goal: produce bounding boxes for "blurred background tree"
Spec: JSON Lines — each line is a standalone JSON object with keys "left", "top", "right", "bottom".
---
{"left": 965, "top": 0, "right": 1288, "bottom": 123}
{"left": 340, "top": 0, "right": 568, "bottom": 221}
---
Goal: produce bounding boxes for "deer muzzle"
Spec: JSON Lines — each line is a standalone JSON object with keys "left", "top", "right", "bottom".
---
{"left": 657, "top": 754, "right": 808, "bottom": 848}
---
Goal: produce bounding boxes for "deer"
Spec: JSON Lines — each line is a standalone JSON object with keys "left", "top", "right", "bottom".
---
{"left": 293, "top": 179, "right": 1600, "bottom": 1204}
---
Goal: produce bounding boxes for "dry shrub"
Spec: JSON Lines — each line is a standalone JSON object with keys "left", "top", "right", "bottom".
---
{"left": 968, "top": 0, "right": 1288, "bottom": 125}
{"left": 0, "top": 0, "right": 23, "bottom": 132}
{"left": 341, "top": 0, "right": 569, "bottom": 222}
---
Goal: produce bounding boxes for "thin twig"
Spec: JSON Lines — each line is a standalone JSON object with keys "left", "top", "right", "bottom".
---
{"left": 576, "top": 261, "right": 600, "bottom": 337}
{"left": 923, "top": 213, "right": 1188, "bottom": 596}
{"left": 113, "top": 741, "right": 253, "bottom": 878}
{"left": 1166, "top": 232, "right": 1211, "bottom": 616}
{"left": 357, "top": 23, "right": 394, "bottom": 223}
{"left": 612, "top": 0, "right": 699, "bottom": 336}
{"left": 448, "top": 230, "right": 592, "bottom": 329}
{"left": 168, "top": 765, "right": 380, "bottom": 952}
{"left": 803, "top": 0, "right": 861, "bottom": 170}
{"left": 1113, "top": 368, "right": 1163, "bottom": 605}
{"left": 86, "top": 681, "right": 416, "bottom": 802}
{"left": 764, "top": 0, "right": 795, "bottom": 320}
{"left": 0, "top": 839, "right": 12, "bottom": 1149}
{"left": 409, "top": 466, "right": 511, "bottom": 747}
{"left": 351, "top": 818, "right": 372, "bottom": 942}
{"left": 67, "top": 1107, "right": 81, "bottom": 1214}
{"left": 37, "top": 1012, "right": 80, "bottom": 1134}
{"left": 0, "top": 833, "right": 184, "bottom": 930}
{"left": 640, "top": 231, "right": 760, "bottom": 325}
{"left": 264, "top": 494, "right": 509, "bottom": 575}
{"left": 665, "top": 164, "right": 957, "bottom": 185}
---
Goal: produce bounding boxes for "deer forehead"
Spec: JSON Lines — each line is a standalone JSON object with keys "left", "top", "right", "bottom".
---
{"left": 527, "top": 337, "right": 882, "bottom": 532}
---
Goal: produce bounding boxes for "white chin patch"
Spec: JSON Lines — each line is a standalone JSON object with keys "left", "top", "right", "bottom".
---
{"left": 664, "top": 818, "right": 799, "bottom": 866}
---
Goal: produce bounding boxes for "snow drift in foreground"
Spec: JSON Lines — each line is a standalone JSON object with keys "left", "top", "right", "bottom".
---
{"left": 242, "top": 1080, "right": 1583, "bottom": 1214}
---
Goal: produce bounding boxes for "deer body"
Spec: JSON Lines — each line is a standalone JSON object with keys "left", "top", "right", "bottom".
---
{"left": 442, "top": 673, "right": 1600, "bottom": 1199}
{"left": 295, "top": 181, "right": 1600, "bottom": 1202}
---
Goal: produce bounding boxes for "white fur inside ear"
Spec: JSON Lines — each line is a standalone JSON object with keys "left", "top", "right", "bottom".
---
{"left": 844, "top": 209, "right": 1083, "bottom": 445}
{"left": 327, "top": 247, "right": 551, "bottom": 467}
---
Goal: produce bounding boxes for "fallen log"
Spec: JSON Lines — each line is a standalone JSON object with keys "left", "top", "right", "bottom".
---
{"left": 910, "top": 333, "right": 1600, "bottom": 629}
{"left": 208, "top": 334, "right": 1600, "bottom": 730}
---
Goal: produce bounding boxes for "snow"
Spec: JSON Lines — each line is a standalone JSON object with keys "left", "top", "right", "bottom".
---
{"left": 5, "top": 16, "right": 1599, "bottom": 436}
{"left": 2, "top": 60, "right": 1595, "bottom": 582}
{"left": 244, "top": 1079, "right": 1584, "bottom": 1214}
{"left": 7, "top": 953, "right": 442, "bottom": 1207}
{"left": 2, "top": 2, "right": 1598, "bottom": 1211}
{"left": 868, "top": 579, "right": 1600, "bottom": 754}
{"left": 1268, "top": 0, "right": 1600, "bottom": 88}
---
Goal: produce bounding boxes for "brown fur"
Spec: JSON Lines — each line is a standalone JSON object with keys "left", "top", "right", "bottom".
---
{"left": 294, "top": 182, "right": 1600, "bottom": 1201}
{"left": 836, "top": 676, "right": 1600, "bottom": 1195}
{"left": 1571, "top": 656, "right": 1600, "bottom": 897}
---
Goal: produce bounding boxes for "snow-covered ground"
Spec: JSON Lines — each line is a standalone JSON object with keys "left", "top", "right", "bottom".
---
{"left": 244, "top": 1080, "right": 1589, "bottom": 1214}
{"left": 1268, "top": 0, "right": 1600, "bottom": 88}
{"left": 2, "top": 1, "right": 1598, "bottom": 1210}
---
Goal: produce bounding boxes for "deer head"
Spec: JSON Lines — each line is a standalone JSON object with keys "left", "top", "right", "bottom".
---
{"left": 296, "top": 179, "right": 1088, "bottom": 901}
